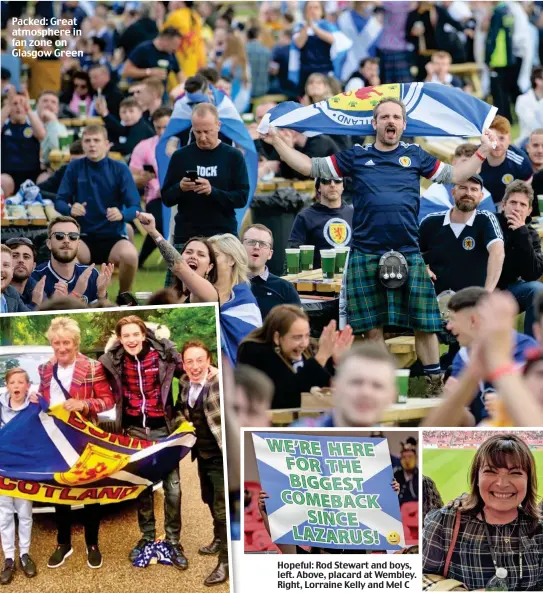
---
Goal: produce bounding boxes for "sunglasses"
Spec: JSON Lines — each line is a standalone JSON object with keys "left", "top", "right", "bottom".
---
{"left": 320, "top": 179, "right": 343, "bottom": 185}
{"left": 50, "top": 232, "right": 80, "bottom": 241}
{"left": 5, "top": 237, "right": 34, "bottom": 247}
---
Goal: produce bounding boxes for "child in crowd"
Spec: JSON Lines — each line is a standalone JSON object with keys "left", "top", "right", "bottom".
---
{"left": 97, "top": 96, "right": 154, "bottom": 156}
{"left": 0, "top": 368, "right": 36, "bottom": 584}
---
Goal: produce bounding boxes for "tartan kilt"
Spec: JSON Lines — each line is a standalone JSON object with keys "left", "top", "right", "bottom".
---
{"left": 345, "top": 249, "right": 442, "bottom": 334}
{"left": 164, "top": 242, "right": 186, "bottom": 288}
{"left": 377, "top": 49, "right": 413, "bottom": 84}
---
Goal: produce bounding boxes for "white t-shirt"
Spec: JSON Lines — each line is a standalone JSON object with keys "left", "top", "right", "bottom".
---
{"left": 50, "top": 362, "right": 76, "bottom": 407}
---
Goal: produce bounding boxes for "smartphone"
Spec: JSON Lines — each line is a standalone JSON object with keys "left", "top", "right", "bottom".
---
{"left": 143, "top": 164, "right": 155, "bottom": 174}
{"left": 117, "top": 292, "right": 139, "bottom": 307}
{"left": 185, "top": 170, "right": 199, "bottom": 182}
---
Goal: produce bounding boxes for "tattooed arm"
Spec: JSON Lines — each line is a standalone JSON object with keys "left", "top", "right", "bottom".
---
{"left": 136, "top": 211, "right": 219, "bottom": 303}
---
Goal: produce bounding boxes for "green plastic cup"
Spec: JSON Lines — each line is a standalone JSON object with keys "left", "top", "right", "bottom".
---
{"left": 285, "top": 248, "right": 300, "bottom": 275}
{"left": 321, "top": 250, "right": 336, "bottom": 280}
{"left": 334, "top": 247, "right": 349, "bottom": 274}
{"left": 79, "top": 101, "right": 86, "bottom": 118}
{"left": 396, "top": 369, "right": 410, "bottom": 403}
{"left": 538, "top": 195, "right": 543, "bottom": 218}
{"left": 300, "top": 245, "right": 315, "bottom": 271}
{"left": 58, "top": 134, "right": 69, "bottom": 151}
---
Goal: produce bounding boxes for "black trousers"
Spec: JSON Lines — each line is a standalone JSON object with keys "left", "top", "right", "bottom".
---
{"left": 490, "top": 65, "right": 518, "bottom": 123}
{"left": 54, "top": 504, "right": 101, "bottom": 547}
{"left": 138, "top": 198, "right": 164, "bottom": 267}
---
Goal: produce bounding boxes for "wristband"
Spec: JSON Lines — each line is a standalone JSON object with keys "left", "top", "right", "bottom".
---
{"left": 475, "top": 151, "right": 486, "bottom": 162}
{"left": 487, "top": 363, "right": 518, "bottom": 383}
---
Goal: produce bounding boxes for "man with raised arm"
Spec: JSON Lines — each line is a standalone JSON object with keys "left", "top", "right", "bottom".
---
{"left": 260, "top": 97, "right": 497, "bottom": 397}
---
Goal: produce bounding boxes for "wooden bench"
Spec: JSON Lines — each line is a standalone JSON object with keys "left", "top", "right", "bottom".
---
{"left": 386, "top": 336, "right": 417, "bottom": 368}
{"left": 252, "top": 94, "right": 288, "bottom": 112}
{"left": 448, "top": 62, "right": 483, "bottom": 99}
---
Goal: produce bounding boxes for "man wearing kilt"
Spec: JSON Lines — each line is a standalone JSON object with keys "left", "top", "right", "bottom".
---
{"left": 260, "top": 97, "right": 497, "bottom": 397}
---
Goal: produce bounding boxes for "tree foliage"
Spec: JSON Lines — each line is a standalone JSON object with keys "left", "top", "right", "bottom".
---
{"left": 0, "top": 305, "right": 219, "bottom": 362}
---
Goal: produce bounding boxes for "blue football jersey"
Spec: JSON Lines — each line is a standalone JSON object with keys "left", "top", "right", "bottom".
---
{"left": 31, "top": 262, "right": 100, "bottom": 304}
{"left": 325, "top": 142, "right": 443, "bottom": 254}
{"left": 480, "top": 145, "right": 533, "bottom": 204}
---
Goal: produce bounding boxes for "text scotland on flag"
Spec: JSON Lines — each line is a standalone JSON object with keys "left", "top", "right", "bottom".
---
{"left": 252, "top": 432, "right": 405, "bottom": 551}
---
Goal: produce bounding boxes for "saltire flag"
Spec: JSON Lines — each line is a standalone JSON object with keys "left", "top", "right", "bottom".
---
{"left": 0, "top": 404, "right": 195, "bottom": 505}
{"left": 337, "top": 9, "right": 383, "bottom": 81}
{"left": 288, "top": 20, "right": 353, "bottom": 87}
{"left": 258, "top": 83, "right": 498, "bottom": 138}
{"left": 156, "top": 87, "right": 258, "bottom": 238}
{"left": 220, "top": 283, "right": 262, "bottom": 367}
{"left": 419, "top": 183, "right": 496, "bottom": 223}
{"left": 253, "top": 432, "right": 406, "bottom": 551}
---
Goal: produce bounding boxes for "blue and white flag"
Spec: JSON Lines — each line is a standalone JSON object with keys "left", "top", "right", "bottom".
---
{"left": 337, "top": 10, "right": 382, "bottom": 81}
{"left": 220, "top": 283, "right": 262, "bottom": 367}
{"left": 419, "top": 183, "right": 496, "bottom": 223}
{"left": 259, "top": 83, "right": 498, "bottom": 138}
{"left": 0, "top": 404, "right": 195, "bottom": 505}
{"left": 253, "top": 432, "right": 405, "bottom": 550}
{"left": 156, "top": 87, "right": 258, "bottom": 238}
{"left": 288, "top": 20, "right": 353, "bottom": 87}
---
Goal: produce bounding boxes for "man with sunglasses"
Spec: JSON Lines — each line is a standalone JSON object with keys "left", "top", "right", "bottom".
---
{"left": 242, "top": 224, "right": 301, "bottom": 319}
{"left": 31, "top": 216, "right": 113, "bottom": 305}
{"left": 288, "top": 177, "right": 353, "bottom": 269}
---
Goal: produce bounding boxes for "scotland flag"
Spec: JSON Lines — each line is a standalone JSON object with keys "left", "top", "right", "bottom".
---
{"left": 258, "top": 83, "right": 497, "bottom": 138}
{"left": 220, "top": 283, "right": 262, "bottom": 367}
{"left": 288, "top": 20, "right": 353, "bottom": 87}
{"left": 337, "top": 9, "right": 383, "bottom": 81}
{"left": 253, "top": 432, "right": 406, "bottom": 551}
{"left": 0, "top": 404, "right": 195, "bottom": 505}
{"left": 156, "top": 87, "right": 258, "bottom": 238}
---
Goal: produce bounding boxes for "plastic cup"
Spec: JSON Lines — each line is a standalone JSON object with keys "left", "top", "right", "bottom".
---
{"left": 79, "top": 101, "right": 86, "bottom": 118}
{"left": 158, "top": 59, "right": 169, "bottom": 70}
{"left": 538, "top": 195, "right": 543, "bottom": 217}
{"left": 321, "top": 250, "right": 336, "bottom": 280}
{"left": 285, "top": 248, "right": 300, "bottom": 275}
{"left": 334, "top": 247, "right": 350, "bottom": 274}
{"left": 300, "top": 245, "right": 315, "bottom": 271}
{"left": 58, "top": 134, "right": 69, "bottom": 151}
{"left": 135, "top": 292, "right": 153, "bottom": 305}
{"left": 396, "top": 369, "right": 410, "bottom": 403}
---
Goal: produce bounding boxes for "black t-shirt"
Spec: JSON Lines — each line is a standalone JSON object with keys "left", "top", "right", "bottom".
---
{"left": 127, "top": 40, "right": 180, "bottom": 76}
{"left": 531, "top": 170, "right": 543, "bottom": 217}
{"left": 419, "top": 209, "right": 504, "bottom": 295}
{"left": 161, "top": 142, "right": 250, "bottom": 243}
{"left": 118, "top": 17, "right": 159, "bottom": 56}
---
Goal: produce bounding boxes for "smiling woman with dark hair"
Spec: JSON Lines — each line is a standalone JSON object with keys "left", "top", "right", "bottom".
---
{"left": 423, "top": 434, "right": 543, "bottom": 591}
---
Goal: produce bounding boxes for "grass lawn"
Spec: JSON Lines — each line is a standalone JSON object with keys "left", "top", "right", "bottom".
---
{"left": 423, "top": 448, "right": 543, "bottom": 505}
{"left": 108, "top": 232, "right": 167, "bottom": 298}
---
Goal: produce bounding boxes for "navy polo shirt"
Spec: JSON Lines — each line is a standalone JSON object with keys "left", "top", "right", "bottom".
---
{"left": 480, "top": 146, "right": 533, "bottom": 205}
{"left": 328, "top": 142, "right": 443, "bottom": 254}
{"left": 419, "top": 208, "right": 503, "bottom": 295}
{"left": 1, "top": 118, "right": 40, "bottom": 173}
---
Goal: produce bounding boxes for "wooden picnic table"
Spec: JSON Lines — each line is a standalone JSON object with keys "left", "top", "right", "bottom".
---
{"left": 282, "top": 268, "right": 342, "bottom": 297}
{"left": 269, "top": 396, "right": 440, "bottom": 426}
{"left": 257, "top": 178, "right": 315, "bottom": 193}
{"left": 448, "top": 62, "right": 483, "bottom": 98}
{"left": 385, "top": 336, "right": 417, "bottom": 368}
{"left": 48, "top": 149, "right": 125, "bottom": 171}
{"left": 58, "top": 117, "right": 104, "bottom": 128}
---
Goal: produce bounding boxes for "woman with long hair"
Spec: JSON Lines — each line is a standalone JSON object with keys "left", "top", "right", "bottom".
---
{"left": 237, "top": 305, "right": 353, "bottom": 409}
{"left": 216, "top": 33, "right": 252, "bottom": 113}
{"left": 304, "top": 72, "right": 333, "bottom": 105}
{"left": 136, "top": 212, "right": 262, "bottom": 365}
{"left": 423, "top": 434, "right": 543, "bottom": 591}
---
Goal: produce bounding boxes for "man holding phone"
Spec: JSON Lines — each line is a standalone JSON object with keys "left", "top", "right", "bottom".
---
{"left": 161, "top": 103, "right": 250, "bottom": 286}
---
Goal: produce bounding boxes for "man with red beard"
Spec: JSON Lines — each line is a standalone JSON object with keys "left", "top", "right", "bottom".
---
{"left": 178, "top": 341, "right": 226, "bottom": 586}
{"left": 31, "top": 216, "right": 113, "bottom": 305}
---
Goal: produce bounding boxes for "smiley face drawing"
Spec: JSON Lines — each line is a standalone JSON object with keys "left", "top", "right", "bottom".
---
{"left": 386, "top": 531, "right": 401, "bottom": 545}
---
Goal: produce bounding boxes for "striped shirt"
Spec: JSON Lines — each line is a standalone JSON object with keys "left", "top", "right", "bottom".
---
{"left": 423, "top": 507, "right": 543, "bottom": 591}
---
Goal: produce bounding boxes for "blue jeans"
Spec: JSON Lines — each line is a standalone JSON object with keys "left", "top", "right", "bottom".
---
{"left": 506, "top": 280, "right": 543, "bottom": 337}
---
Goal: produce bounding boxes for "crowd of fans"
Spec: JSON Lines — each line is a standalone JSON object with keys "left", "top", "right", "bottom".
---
{"left": 424, "top": 429, "right": 543, "bottom": 446}
{"left": 5, "top": 0, "right": 543, "bottom": 567}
